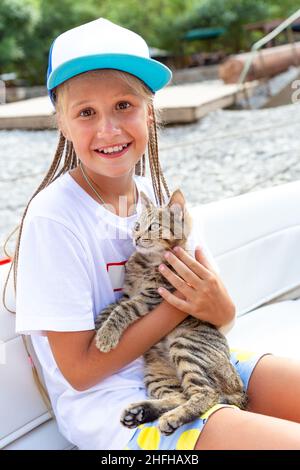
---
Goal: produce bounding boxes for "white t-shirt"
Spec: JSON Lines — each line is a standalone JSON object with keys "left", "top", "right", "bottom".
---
{"left": 15, "top": 171, "right": 219, "bottom": 450}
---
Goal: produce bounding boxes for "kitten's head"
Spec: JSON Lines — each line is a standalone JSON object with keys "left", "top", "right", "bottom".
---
{"left": 133, "top": 189, "right": 192, "bottom": 255}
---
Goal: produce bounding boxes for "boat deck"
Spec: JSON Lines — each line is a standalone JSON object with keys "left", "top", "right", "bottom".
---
{"left": 0, "top": 80, "right": 257, "bottom": 129}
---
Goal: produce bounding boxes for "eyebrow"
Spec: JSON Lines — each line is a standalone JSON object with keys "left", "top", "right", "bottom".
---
{"left": 71, "top": 91, "right": 138, "bottom": 109}
{"left": 71, "top": 100, "right": 90, "bottom": 109}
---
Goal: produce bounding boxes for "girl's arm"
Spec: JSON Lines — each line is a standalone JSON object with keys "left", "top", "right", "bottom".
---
{"left": 47, "top": 247, "right": 235, "bottom": 392}
{"left": 47, "top": 296, "right": 187, "bottom": 391}
{"left": 158, "top": 245, "right": 235, "bottom": 328}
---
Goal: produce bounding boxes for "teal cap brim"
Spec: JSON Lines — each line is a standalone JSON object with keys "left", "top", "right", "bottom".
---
{"left": 47, "top": 53, "right": 172, "bottom": 94}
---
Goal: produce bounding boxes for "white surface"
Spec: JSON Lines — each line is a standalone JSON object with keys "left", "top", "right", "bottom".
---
{"left": 193, "top": 180, "right": 300, "bottom": 315}
{"left": 1, "top": 180, "right": 300, "bottom": 449}
{"left": 227, "top": 299, "right": 300, "bottom": 359}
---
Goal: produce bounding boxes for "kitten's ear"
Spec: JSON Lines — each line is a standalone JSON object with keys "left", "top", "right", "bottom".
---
{"left": 167, "top": 189, "right": 186, "bottom": 215}
{"left": 140, "top": 191, "right": 154, "bottom": 210}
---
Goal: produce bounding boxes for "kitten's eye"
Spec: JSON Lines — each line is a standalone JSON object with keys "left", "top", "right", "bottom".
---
{"left": 134, "top": 222, "right": 140, "bottom": 231}
{"left": 149, "top": 222, "right": 160, "bottom": 231}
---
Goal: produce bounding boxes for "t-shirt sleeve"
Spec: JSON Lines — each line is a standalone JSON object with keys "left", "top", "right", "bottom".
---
{"left": 16, "top": 215, "right": 95, "bottom": 335}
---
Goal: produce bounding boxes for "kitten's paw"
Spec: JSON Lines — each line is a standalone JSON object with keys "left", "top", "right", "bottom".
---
{"left": 95, "top": 326, "right": 120, "bottom": 353}
{"left": 121, "top": 405, "right": 146, "bottom": 429}
{"left": 121, "top": 401, "right": 162, "bottom": 428}
{"left": 158, "top": 412, "right": 182, "bottom": 436}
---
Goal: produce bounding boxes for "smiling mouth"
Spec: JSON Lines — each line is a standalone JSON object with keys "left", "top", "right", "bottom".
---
{"left": 94, "top": 142, "right": 132, "bottom": 158}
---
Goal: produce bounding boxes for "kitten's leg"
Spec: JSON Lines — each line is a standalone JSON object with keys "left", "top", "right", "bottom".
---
{"left": 121, "top": 395, "right": 186, "bottom": 429}
{"left": 94, "top": 301, "right": 122, "bottom": 352}
{"left": 158, "top": 384, "right": 219, "bottom": 435}
{"left": 158, "top": 323, "right": 245, "bottom": 435}
{"left": 158, "top": 370, "right": 247, "bottom": 436}
{"left": 121, "top": 345, "right": 186, "bottom": 428}
{"left": 94, "top": 302, "right": 119, "bottom": 330}
{"left": 95, "top": 292, "right": 161, "bottom": 352}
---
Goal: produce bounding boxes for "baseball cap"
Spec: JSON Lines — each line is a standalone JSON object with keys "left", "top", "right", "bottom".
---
{"left": 47, "top": 18, "right": 172, "bottom": 102}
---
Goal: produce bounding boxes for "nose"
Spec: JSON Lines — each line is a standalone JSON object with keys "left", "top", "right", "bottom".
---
{"left": 96, "top": 114, "right": 122, "bottom": 138}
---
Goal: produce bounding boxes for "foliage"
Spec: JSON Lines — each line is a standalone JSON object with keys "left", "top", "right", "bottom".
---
{"left": 0, "top": 0, "right": 299, "bottom": 84}
{"left": 19, "top": 0, "right": 106, "bottom": 84}
{"left": 0, "top": 0, "right": 36, "bottom": 72}
{"left": 176, "top": 0, "right": 270, "bottom": 53}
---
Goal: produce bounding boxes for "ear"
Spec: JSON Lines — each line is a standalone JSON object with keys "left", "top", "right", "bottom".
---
{"left": 167, "top": 189, "right": 186, "bottom": 213}
{"left": 140, "top": 191, "right": 154, "bottom": 210}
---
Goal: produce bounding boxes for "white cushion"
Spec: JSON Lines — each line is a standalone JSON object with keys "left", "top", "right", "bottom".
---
{"left": 2, "top": 181, "right": 300, "bottom": 448}
{"left": 192, "top": 181, "right": 300, "bottom": 315}
{"left": 0, "top": 262, "right": 70, "bottom": 449}
{"left": 227, "top": 299, "right": 300, "bottom": 359}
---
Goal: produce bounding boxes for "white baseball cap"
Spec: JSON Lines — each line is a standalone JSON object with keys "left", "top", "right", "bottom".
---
{"left": 47, "top": 18, "right": 172, "bottom": 102}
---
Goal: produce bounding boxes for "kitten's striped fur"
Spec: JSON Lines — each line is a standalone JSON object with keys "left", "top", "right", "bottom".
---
{"left": 95, "top": 190, "right": 246, "bottom": 435}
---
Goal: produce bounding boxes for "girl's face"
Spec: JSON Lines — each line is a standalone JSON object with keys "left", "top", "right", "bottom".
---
{"left": 58, "top": 71, "right": 151, "bottom": 180}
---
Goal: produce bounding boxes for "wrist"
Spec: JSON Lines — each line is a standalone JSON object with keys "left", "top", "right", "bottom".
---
{"left": 216, "top": 299, "right": 236, "bottom": 329}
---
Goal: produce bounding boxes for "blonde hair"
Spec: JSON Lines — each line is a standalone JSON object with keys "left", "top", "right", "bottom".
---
{"left": 2, "top": 69, "right": 170, "bottom": 313}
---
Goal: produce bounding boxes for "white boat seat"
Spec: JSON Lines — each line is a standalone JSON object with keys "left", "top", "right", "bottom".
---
{"left": 1, "top": 180, "right": 300, "bottom": 449}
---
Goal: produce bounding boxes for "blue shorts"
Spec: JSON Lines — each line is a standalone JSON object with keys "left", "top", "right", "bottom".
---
{"left": 125, "top": 349, "right": 268, "bottom": 450}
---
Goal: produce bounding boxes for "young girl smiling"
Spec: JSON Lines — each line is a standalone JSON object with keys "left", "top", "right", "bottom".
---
{"left": 5, "top": 18, "right": 300, "bottom": 450}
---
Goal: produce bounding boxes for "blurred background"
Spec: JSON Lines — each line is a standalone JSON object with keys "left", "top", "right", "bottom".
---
{"left": 0, "top": 0, "right": 297, "bottom": 85}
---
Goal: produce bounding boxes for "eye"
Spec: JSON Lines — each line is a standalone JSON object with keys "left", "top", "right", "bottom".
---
{"left": 79, "top": 108, "right": 94, "bottom": 117}
{"left": 116, "top": 101, "right": 131, "bottom": 110}
{"left": 134, "top": 222, "right": 140, "bottom": 231}
{"left": 149, "top": 222, "right": 160, "bottom": 231}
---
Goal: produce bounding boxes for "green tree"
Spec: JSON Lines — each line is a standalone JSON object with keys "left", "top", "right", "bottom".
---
{"left": 20, "top": 0, "right": 107, "bottom": 84}
{"left": 177, "top": 0, "right": 270, "bottom": 53}
{"left": 0, "top": 0, "right": 36, "bottom": 74}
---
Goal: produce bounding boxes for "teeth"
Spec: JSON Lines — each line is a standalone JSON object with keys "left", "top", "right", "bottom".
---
{"left": 101, "top": 143, "right": 128, "bottom": 154}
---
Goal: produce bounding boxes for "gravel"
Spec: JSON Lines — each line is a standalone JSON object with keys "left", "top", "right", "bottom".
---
{"left": 1, "top": 102, "right": 300, "bottom": 257}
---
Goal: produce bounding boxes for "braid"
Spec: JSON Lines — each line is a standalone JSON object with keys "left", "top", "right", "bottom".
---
{"left": 2, "top": 131, "right": 76, "bottom": 313}
{"left": 147, "top": 104, "right": 170, "bottom": 206}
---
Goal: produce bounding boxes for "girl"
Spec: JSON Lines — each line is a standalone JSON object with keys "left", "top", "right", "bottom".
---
{"left": 5, "top": 18, "right": 300, "bottom": 450}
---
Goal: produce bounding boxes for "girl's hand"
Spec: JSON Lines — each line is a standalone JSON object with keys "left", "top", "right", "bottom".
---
{"left": 158, "top": 246, "right": 235, "bottom": 328}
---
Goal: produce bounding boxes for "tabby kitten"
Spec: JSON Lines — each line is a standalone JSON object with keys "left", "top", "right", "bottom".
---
{"left": 95, "top": 190, "right": 246, "bottom": 436}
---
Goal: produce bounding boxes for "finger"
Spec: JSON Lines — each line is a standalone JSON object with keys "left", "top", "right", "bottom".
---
{"left": 172, "top": 246, "right": 211, "bottom": 280}
{"left": 157, "top": 287, "right": 191, "bottom": 313}
{"left": 159, "top": 263, "right": 194, "bottom": 297}
{"left": 164, "top": 251, "right": 200, "bottom": 287}
{"left": 195, "top": 246, "right": 216, "bottom": 274}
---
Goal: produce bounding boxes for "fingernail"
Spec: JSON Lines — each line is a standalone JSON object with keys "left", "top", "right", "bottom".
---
{"left": 164, "top": 252, "right": 170, "bottom": 259}
{"left": 158, "top": 287, "right": 164, "bottom": 294}
{"left": 173, "top": 246, "right": 180, "bottom": 253}
{"left": 159, "top": 264, "right": 165, "bottom": 271}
